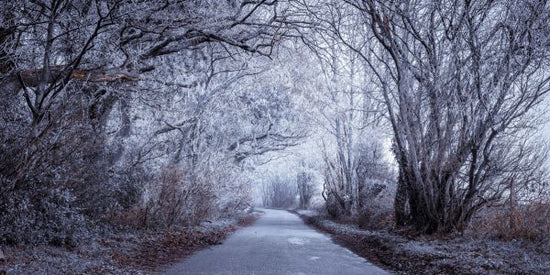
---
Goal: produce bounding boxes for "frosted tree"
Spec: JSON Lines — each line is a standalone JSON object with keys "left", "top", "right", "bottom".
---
{"left": 292, "top": 0, "right": 392, "bottom": 217}
{"left": 0, "top": 0, "right": 301, "bottom": 243}
{"left": 339, "top": 0, "right": 550, "bottom": 233}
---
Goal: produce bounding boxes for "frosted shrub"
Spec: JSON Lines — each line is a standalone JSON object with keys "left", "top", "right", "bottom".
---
{"left": 142, "top": 166, "right": 216, "bottom": 228}
{"left": 0, "top": 176, "right": 85, "bottom": 246}
{"left": 357, "top": 180, "right": 396, "bottom": 230}
{"left": 470, "top": 202, "right": 550, "bottom": 242}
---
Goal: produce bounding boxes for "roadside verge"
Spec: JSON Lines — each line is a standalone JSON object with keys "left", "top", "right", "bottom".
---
{"left": 293, "top": 210, "right": 550, "bottom": 274}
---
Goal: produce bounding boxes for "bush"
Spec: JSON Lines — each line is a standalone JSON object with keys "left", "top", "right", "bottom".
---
{"left": 0, "top": 89, "right": 139, "bottom": 245}
{"left": 140, "top": 166, "right": 216, "bottom": 228}
{"left": 325, "top": 192, "right": 345, "bottom": 218}
{"left": 356, "top": 181, "right": 395, "bottom": 230}
{"left": 469, "top": 202, "right": 550, "bottom": 242}
{"left": 0, "top": 176, "right": 85, "bottom": 246}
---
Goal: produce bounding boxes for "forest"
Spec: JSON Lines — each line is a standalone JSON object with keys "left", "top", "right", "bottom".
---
{"left": 1, "top": 0, "right": 549, "bottom": 273}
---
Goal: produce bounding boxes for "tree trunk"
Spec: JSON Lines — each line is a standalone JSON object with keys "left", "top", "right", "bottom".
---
{"left": 394, "top": 163, "right": 408, "bottom": 226}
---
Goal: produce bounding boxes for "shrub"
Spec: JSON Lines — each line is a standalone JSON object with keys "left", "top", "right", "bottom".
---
{"left": 469, "top": 202, "right": 550, "bottom": 242}
{"left": 356, "top": 181, "right": 396, "bottom": 230}
{"left": 0, "top": 176, "right": 85, "bottom": 246}
{"left": 141, "top": 166, "right": 216, "bottom": 228}
{"left": 0, "top": 89, "right": 139, "bottom": 244}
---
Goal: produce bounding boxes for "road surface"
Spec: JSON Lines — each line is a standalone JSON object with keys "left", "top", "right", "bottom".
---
{"left": 163, "top": 208, "right": 388, "bottom": 275}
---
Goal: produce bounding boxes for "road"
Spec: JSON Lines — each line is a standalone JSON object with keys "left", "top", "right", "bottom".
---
{"left": 163, "top": 208, "right": 388, "bottom": 275}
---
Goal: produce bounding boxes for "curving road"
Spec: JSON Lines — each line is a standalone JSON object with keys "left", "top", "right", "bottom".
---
{"left": 163, "top": 208, "right": 388, "bottom": 275}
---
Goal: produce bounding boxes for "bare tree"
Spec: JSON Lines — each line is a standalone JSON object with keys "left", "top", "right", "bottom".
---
{"left": 290, "top": 0, "right": 390, "bottom": 218}
{"left": 297, "top": 170, "right": 315, "bottom": 209}
{"left": 261, "top": 175, "right": 297, "bottom": 208}
{"left": 336, "top": 0, "right": 550, "bottom": 233}
{"left": 0, "top": 0, "right": 301, "bottom": 244}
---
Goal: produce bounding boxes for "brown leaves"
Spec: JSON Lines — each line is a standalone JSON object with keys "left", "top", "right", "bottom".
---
{"left": 114, "top": 216, "right": 257, "bottom": 271}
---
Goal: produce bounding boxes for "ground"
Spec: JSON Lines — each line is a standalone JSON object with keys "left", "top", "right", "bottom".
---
{"left": 0, "top": 213, "right": 258, "bottom": 274}
{"left": 3, "top": 208, "right": 547, "bottom": 274}
{"left": 163, "top": 208, "right": 387, "bottom": 274}
{"left": 296, "top": 210, "right": 550, "bottom": 274}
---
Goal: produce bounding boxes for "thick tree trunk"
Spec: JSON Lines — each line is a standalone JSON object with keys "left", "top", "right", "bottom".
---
{"left": 394, "top": 167, "right": 408, "bottom": 227}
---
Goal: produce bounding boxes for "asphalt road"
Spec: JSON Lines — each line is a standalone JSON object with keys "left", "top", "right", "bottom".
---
{"left": 163, "top": 208, "right": 388, "bottom": 275}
